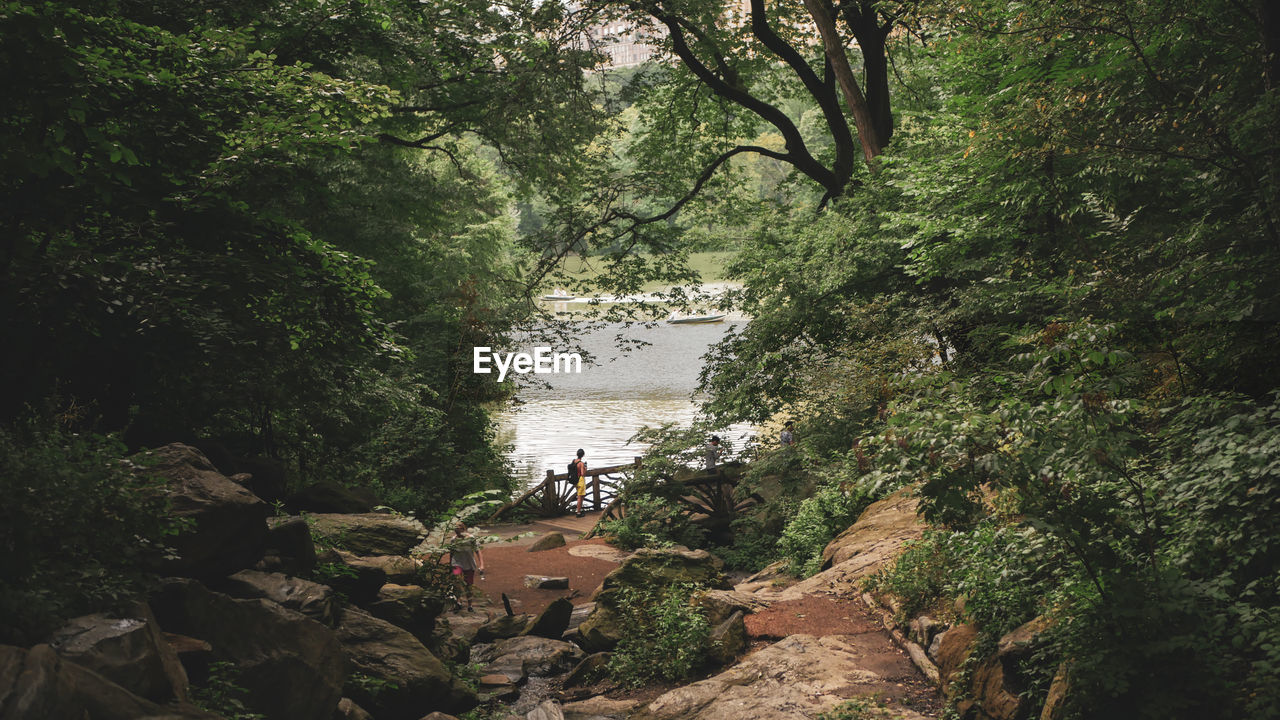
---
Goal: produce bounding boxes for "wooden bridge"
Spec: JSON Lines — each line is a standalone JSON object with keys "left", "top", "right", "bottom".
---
{"left": 487, "top": 458, "right": 641, "bottom": 522}
{"left": 487, "top": 458, "right": 761, "bottom": 527}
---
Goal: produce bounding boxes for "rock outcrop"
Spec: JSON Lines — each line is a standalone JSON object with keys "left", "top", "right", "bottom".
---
{"left": 48, "top": 609, "right": 188, "bottom": 703}
{"left": 139, "top": 443, "right": 269, "bottom": 578}
{"left": 304, "top": 513, "right": 427, "bottom": 556}
{"left": 217, "top": 570, "right": 339, "bottom": 627}
{"left": 363, "top": 584, "right": 444, "bottom": 645}
{"left": 633, "top": 634, "right": 930, "bottom": 720}
{"left": 335, "top": 608, "right": 476, "bottom": 719}
{"left": 151, "top": 578, "right": 346, "bottom": 720}
{"left": 0, "top": 644, "right": 215, "bottom": 720}
{"left": 475, "top": 636, "right": 586, "bottom": 677}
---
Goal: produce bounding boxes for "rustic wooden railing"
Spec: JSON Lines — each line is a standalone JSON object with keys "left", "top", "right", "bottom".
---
{"left": 487, "top": 458, "right": 642, "bottom": 522}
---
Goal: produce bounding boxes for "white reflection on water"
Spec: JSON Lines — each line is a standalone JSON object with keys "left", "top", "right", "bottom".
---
{"left": 493, "top": 319, "right": 754, "bottom": 485}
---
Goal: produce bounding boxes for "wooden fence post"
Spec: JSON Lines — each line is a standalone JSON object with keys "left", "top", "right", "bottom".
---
{"left": 542, "top": 469, "right": 556, "bottom": 516}
{"left": 592, "top": 473, "right": 601, "bottom": 510}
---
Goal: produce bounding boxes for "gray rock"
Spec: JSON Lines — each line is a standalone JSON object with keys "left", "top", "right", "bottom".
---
{"left": 562, "top": 652, "right": 611, "bottom": 688}
{"left": 48, "top": 607, "right": 188, "bottom": 702}
{"left": 336, "top": 697, "right": 375, "bottom": 720}
{"left": 139, "top": 443, "right": 268, "bottom": 578}
{"left": 363, "top": 584, "right": 444, "bottom": 645}
{"left": 336, "top": 607, "right": 477, "bottom": 719}
{"left": 218, "top": 569, "right": 339, "bottom": 626}
{"left": 151, "top": 577, "right": 345, "bottom": 720}
{"left": 562, "top": 696, "right": 639, "bottom": 720}
{"left": 477, "top": 636, "right": 585, "bottom": 677}
{"left": 527, "top": 532, "right": 567, "bottom": 552}
{"left": 305, "top": 513, "right": 427, "bottom": 556}
{"left": 475, "top": 614, "right": 534, "bottom": 643}
{"left": 636, "top": 634, "right": 930, "bottom": 720}
{"left": 0, "top": 644, "right": 216, "bottom": 720}
{"left": 344, "top": 554, "right": 421, "bottom": 585}
{"left": 526, "top": 700, "right": 565, "bottom": 720}
{"left": 524, "top": 575, "right": 570, "bottom": 590}
{"left": 706, "top": 610, "right": 746, "bottom": 665}
{"left": 524, "top": 598, "right": 574, "bottom": 639}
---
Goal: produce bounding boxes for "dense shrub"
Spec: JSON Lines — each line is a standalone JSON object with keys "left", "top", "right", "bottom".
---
{"left": 607, "top": 582, "right": 711, "bottom": 687}
{"left": 777, "top": 482, "right": 874, "bottom": 576}
{"left": 0, "top": 418, "right": 176, "bottom": 644}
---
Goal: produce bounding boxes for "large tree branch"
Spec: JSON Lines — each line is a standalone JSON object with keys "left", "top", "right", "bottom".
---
{"left": 636, "top": 3, "right": 844, "bottom": 195}
{"left": 802, "top": 0, "right": 882, "bottom": 163}
{"left": 617, "top": 144, "right": 790, "bottom": 226}
{"left": 747, "top": 0, "right": 857, "bottom": 185}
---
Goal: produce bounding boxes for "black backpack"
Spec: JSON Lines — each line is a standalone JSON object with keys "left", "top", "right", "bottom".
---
{"left": 567, "top": 460, "right": 580, "bottom": 479}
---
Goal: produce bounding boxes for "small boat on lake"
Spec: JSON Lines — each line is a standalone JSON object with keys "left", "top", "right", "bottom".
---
{"left": 666, "top": 311, "right": 726, "bottom": 324}
{"left": 541, "top": 288, "right": 576, "bottom": 301}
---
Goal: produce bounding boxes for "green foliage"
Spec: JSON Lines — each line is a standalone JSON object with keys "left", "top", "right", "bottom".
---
{"left": 344, "top": 671, "right": 399, "bottom": 701}
{"left": 778, "top": 482, "right": 875, "bottom": 577}
{"left": 0, "top": 414, "right": 176, "bottom": 645}
{"left": 599, "top": 493, "right": 706, "bottom": 551}
{"left": 816, "top": 699, "right": 879, "bottom": 720}
{"left": 190, "top": 661, "right": 265, "bottom": 720}
{"left": 607, "top": 582, "right": 712, "bottom": 687}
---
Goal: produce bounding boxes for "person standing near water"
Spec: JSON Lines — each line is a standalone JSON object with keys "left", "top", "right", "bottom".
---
{"left": 571, "top": 448, "right": 587, "bottom": 517}
{"left": 780, "top": 421, "right": 796, "bottom": 447}
{"left": 705, "top": 435, "right": 722, "bottom": 474}
{"left": 448, "top": 521, "right": 484, "bottom": 611}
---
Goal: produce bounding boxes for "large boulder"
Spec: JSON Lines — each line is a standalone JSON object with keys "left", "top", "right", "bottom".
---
{"left": 363, "top": 584, "right": 445, "bottom": 645}
{"left": 577, "top": 548, "right": 730, "bottom": 652}
{"left": 523, "top": 598, "right": 574, "bottom": 640}
{"left": 151, "top": 578, "right": 346, "bottom": 720}
{"left": 138, "top": 443, "right": 269, "bottom": 578}
{"left": 48, "top": 608, "right": 188, "bottom": 703}
{"left": 217, "top": 570, "right": 339, "bottom": 627}
{"left": 305, "top": 513, "right": 427, "bottom": 556}
{"left": 475, "top": 636, "right": 585, "bottom": 677}
{"left": 953, "top": 617, "right": 1054, "bottom": 720}
{"left": 0, "top": 644, "right": 215, "bottom": 720}
{"left": 527, "top": 532, "right": 566, "bottom": 552}
{"left": 345, "top": 554, "right": 421, "bottom": 585}
{"left": 315, "top": 548, "right": 387, "bottom": 603}
{"left": 335, "top": 608, "right": 476, "bottom": 719}
{"left": 259, "top": 516, "right": 317, "bottom": 576}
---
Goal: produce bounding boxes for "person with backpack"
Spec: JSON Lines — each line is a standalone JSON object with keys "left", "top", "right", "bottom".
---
{"left": 569, "top": 448, "right": 587, "bottom": 517}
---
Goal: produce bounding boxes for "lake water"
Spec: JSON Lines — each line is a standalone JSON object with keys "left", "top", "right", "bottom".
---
{"left": 493, "top": 316, "right": 754, "bottom": 485}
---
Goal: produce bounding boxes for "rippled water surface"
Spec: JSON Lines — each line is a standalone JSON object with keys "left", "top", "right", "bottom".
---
{"left": 493, "top": 318, "right": 754, "bottom": 485}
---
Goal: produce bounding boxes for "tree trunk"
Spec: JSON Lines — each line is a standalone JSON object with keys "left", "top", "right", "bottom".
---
{"left": 801, "top": 0, "right": 882, "bottom": 165}
{"left": 840, "top": 1, "right": 894, "bottom": 148}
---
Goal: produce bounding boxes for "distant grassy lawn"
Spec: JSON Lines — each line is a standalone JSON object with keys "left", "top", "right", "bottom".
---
{"left": 557, "top": 251, "right": 734, "bottom": 292}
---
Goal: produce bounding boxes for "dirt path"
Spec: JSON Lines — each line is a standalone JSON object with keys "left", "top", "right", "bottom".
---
{"left": 447, "top": 511, "right": 942, "bottom": 717}
{"left": 443, "top": 512, "right": 624, "bottom": 619}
